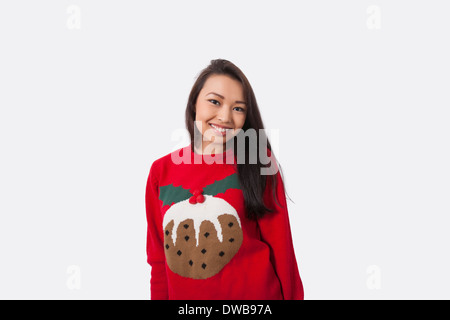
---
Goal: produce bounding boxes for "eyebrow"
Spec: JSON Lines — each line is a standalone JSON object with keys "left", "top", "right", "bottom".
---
{"left": 206, "top": 92, "right": 247, "bottom": 105}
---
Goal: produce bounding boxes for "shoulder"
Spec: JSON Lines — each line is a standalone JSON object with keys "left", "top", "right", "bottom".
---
{"left": 148, "top": 145, "right": 189, "bottom": 178}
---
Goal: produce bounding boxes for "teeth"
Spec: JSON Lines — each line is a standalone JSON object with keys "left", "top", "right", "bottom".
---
{"left": 210, "top": 124, "right": 230, "bottom": 133}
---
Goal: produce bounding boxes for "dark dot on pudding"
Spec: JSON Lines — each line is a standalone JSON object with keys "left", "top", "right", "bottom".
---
{"left": 165, "top": 244, "right": 169, "bottom": 250}
{"left": 165, "top": 230, "right": 169, "bottom": 236}
{"left": 229, "top": 238, "right": 235, "bottom": 243}
{"left": 183, "top": 224, "right": 189, "bottom": 229}
{"left": 219, "top": 251, "right": 225, "bottom": 257}
{"left": 177, "top": 250, "right": 182, "bottom": 256}
{"left": 201, "top": 248, "right": 207, "bottom": 254}
{"left": 201, "top": 263, "right": 207, "bottom": 269}
{"left": 204, "top": 232, "right": 210, "bottom": 238}
{"left": 188, "top": 260, "right": 193, "bottom": 266}
{"left": 228, "top": 222, "right": 234, "bottom": 228}
{"left": 184, "top": 235, "right": 189, "bottom": 241}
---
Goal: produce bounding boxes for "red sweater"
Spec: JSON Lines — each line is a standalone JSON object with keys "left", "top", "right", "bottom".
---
{"left": 145, "top": 144, "right": 304, "bottom": 300}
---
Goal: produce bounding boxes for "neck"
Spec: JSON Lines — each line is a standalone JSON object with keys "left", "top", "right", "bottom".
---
{"left": 194, "top": 141, "right": 226, "bottom": 155}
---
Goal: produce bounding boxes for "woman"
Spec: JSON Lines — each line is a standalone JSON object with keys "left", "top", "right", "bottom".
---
{"left": 146, "top": 59, "right": 304, "bottom": 299}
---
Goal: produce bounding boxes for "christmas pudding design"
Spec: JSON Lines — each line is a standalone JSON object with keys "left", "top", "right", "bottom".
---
{"left": 159, "top": 173, "right": 243, "bottom": 280}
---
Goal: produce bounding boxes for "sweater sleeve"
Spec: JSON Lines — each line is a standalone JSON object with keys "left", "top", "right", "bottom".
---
{"left": 257, "top": 165, "right": 304, "bottom": 300}
{"left": 145, "top": 161, "right": 169, "bottom": 300}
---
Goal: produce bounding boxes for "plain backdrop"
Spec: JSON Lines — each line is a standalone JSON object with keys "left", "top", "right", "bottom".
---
{"left": 0, "top": 0, "right": 449, "bottom": 299}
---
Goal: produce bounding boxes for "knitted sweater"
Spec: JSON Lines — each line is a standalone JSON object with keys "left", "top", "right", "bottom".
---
{"left": 145, "top": 144, "right": 304, "bottom": 300}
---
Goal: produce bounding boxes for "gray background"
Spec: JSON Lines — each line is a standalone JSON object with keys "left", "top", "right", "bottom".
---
{"left": 0, "top": 0, "right": 449, "bottom": 299}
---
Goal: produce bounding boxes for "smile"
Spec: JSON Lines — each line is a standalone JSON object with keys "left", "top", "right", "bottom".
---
{"left": 209, "top": 123, "right": 232, "bottom": 135}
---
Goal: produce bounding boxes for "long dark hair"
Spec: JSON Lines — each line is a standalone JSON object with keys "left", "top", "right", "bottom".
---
{"left": 185, "top": 58, "right": 291, "bottom": 220}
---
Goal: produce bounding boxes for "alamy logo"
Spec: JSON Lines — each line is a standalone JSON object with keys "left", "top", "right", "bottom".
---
{"left": 170, "top": 121, "right": 279, "bottom": 175}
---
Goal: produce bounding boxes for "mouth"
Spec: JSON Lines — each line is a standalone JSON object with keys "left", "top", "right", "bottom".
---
{"left": 209, "top": 123, "right": 233, "bottom": 136}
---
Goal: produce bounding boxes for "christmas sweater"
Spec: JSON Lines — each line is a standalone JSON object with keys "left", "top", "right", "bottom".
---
{"left": 145, "top": 144, "right": 304, "bottom": 300}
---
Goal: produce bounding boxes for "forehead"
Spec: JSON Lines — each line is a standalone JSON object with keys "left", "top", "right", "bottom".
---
{"left": 201, "top": 74, "right": 244, "bottom": 100}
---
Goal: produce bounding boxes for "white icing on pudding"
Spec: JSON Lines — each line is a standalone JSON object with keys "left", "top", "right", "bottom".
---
{"left": 162, "top": 195, "right": 241, "bottom": 247}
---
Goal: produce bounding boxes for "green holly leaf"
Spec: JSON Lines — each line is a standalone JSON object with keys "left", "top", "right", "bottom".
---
{"left": 158, "top": 184, "right": 192, "bottom": 207}
{"left": 203, "top": 173, "right": 241, "bottom": 196}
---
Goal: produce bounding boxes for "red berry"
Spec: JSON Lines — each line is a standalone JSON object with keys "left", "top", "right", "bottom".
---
{"left": 196, "top": 194, "right": 205, "bottom": 203}
{"left": 189, "top": 196, "right": 197, "bottom": 204}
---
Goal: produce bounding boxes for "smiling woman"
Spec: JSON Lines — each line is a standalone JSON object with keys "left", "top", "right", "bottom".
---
{"left": 146, "top": 58, "right": 304, "bottom": 300}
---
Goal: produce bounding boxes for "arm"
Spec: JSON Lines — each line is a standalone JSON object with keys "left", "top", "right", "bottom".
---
{"left": 145, "top": 161, "right": 169, "bottom": 300}
{"left": 257, "top": 168, "right": 304, "bottom": 300}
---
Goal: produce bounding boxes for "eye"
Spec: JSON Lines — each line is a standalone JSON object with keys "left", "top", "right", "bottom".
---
{"left": 234, "top": 107, "right": 246, "bottom": 112}
{"left": 208, "top": 99, "right": 220, "bottom": 106}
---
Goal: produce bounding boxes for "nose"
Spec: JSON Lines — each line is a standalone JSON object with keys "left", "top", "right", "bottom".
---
{"left": 217, "top": 105, "right": 232, "bottom": 124}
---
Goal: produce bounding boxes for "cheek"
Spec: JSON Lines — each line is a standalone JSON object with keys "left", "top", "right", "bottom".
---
{"left": 194, "top": 110, "right": 213, "bottom": 136}
{"left": 195, "top": 104, "right": 213, "bottom": 123}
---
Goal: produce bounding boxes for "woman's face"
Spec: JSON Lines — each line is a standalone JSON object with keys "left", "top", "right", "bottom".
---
{"left": 195, "top": 74, "right": 247, "bottom": 151}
